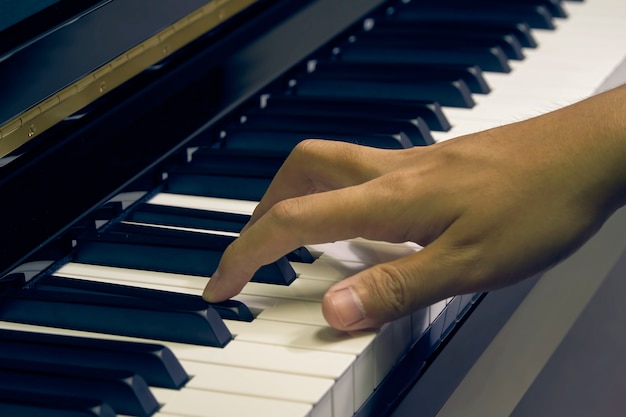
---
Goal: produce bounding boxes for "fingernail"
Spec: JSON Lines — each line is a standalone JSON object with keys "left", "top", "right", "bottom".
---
{"left": 330, "top": 287, "right": 365, "bottom": 327}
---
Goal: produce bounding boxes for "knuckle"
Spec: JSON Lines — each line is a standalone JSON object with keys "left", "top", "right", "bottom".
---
{"left": 292, "top": 138, "right": 325, "bottom": 159}
{"left": 365, "top": 263, "right": 411, "bottom": 318}
{"left": 266, "top": 198, "right": 306, "bottom": 230}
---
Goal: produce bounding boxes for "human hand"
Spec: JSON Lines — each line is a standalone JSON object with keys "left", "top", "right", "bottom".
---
{"left": 203, "top": 85, "right": 626, "bottom": 331}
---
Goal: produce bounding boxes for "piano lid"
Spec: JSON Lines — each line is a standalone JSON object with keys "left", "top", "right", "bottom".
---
{"left": 0, "top": 0, "right": 259, "bottom": 160}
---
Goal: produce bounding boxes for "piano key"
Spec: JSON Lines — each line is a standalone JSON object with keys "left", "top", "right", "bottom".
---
{"left": 0, "top": 328, "right": 188, "bottom": 389}
{"left": 179, "top": 360, "right": 333, "bottom": 411}
{"left": 1, "top": 282, "right": 232, "bottom": 347}
{"left": 222, "top": 113, "right": 429, "bottom": 147}
{"left": 292, "top": 77, "right": 475, "bottom": 108}
{"left": 149, "top": 193, "right": 258, "bottom": 215}
{"left": 221, "top": 126, "right": 414, "bottom": 152}
{"left": 44, "top": 274, "right": 253, "bottom": 322}
{"left": 188, "top": 148, "right": 285, "bottom": 177}
{"left": 75, "top": 222, "right": 296, "bottom": 285}
{"left": 395, "top": 4, "right": 555, "bottom": 30}
{"left": 0, "top": 360, "right": 159, "bottom": 417}
{"left": 165, "top": 168, "right": 271, "bottom": 201}
{"left": 151, "top": 387, "right": 314, "bottom": 417}
{"left": 432, "top": 0, "right": 567, "bottom": 19}
{"left": 0, "top": 391, "right": 116, "bottom": 417}
{"left": 299, "top": 60, "right": 491, "bottom": 94}
{"left": 385, "top": 17, "right": 538, "bottom": 49}
{"left": 157, "top": 389, "right": 312, "bottom": 417}
{"left": 308, "top": 238, "right": 422, "bottom": 266}
{"left": 125, "top": 203, "right": 315, "bottom": 263}
{"left": 127, "top": 202, "right": 250, "bottom": 234}
{"left": 336, "top": 35, "right": 511, "bottom": 73}
{"left": 255, "top": 94, "right": 451, "bottom": 132}
{"left": 342, "top": 29, "right": 515, "bottom": 71}
{"left": 365, "top": 20, "right": 525, "bottom": 60}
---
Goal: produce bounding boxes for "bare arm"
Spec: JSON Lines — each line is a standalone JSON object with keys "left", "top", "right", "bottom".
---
{"left": 203, "top": 84, "right": 626, "bottom": 331}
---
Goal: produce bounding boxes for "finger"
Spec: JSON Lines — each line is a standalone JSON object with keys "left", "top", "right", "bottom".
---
{"left": 321, "top": 241, "right": 478, "bottom": 331}
{"left": 245, "top": 140, "right": 407, "bottom": 230}
{"left": 203, "top": 180, "right": 396, "bottom": 302}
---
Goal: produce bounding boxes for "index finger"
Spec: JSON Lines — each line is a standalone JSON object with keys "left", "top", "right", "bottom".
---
{"left": 202, "top": 180, "right": 384, "bottom": 302}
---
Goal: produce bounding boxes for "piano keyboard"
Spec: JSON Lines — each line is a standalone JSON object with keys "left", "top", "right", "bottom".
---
{"left": 2, "top": 0, "right": 626, "bottom": 416}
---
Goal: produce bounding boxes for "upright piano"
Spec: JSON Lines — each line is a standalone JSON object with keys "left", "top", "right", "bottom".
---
{"left": 1, "top": 1, "right": 625, "bottom": 416}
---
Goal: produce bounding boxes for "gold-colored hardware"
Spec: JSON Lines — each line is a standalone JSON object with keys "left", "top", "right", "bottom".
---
{"left": 0, "top": 0, "right": 258, "bottom": 159}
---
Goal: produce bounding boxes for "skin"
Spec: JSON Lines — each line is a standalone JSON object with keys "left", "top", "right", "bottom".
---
{"left": 203, "top": 84, "right": 626, "bottom": 332}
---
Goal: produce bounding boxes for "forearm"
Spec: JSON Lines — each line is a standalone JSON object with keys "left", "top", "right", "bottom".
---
{"left": 576, "top": 83, "right": 626, "bottom": 209}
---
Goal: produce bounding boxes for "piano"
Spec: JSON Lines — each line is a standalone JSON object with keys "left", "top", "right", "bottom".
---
{"left": 1, "top": 0, "right": 625, "bottom": 416}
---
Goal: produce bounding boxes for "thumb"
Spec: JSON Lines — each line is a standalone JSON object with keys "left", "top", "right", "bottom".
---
{"left": 321, "top": 246, "right": 461, "bottom": 331}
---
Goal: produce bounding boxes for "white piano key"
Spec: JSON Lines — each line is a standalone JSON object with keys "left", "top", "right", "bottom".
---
{"left": 309, "top": 239, "right": 421, "bottom": 265}
{"left": 174, "top": 341, "right": 357, "bottom": 417}
{"left": 179, "top": 360, "right": 333, "bottom": 406}
{"left": 148, "top": 193, "right": 258, "bottom": 215}
{"left": 225, "top": 319, "right": 380, "bottom": 407}
{"left": 392, "top": 314, "right": 414, "bottom": 362}
{"left": 411, "top": 307, "right": 431, "bottom": 342}
{"left": 429, "top": 300, "right": 448, "bottom": 326}
{"left": 151, "top": 386, "right": 313, "bottom": 417}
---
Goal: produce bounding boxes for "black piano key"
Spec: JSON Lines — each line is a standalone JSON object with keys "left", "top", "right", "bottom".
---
{"left": 128, "top": 204, "right": 314, "bottom": 264}
{"left": 75, "top": 223, "right": 296, "bottom": 285}
{"left": 166, "top": 169, "right": 271, "bottom": 201}
{"left": 0, "top": 360, "right": 158, "bottom": 417}
{"left": 337, "top": 34, "right": 511, "bottom": 73}
{"left": 0, "top": 328, "right": 188, "bottom": 389}
{"left": 39, "top": 275, "right": 254, "bottom": 322}
{"left": 126, "top": 203, "right": 315, "bottom": 264}
{"left": 221, "top": 127, "right": 414, "bottom": 153}
{"left": 189, "top": 148, "right": 285, "bottom": 177}
{"left": 0, "top": 390, "right": 116, "bottom": 417}
{"left": 302, "top": 60, "right": 490, "bottom": 94}
{"left": 430, "top": 0, "right": 567, "bottom": 18}
{"left": 253, "top": 95, "right": 451, "bottom": 132}
{"left": 291, "top": 76, "right": 475, "bottom": 108}
{"left": 368, "top": 21, "right": 525, "bottom": 61}
{"left": 129, "top": 202, "right": 251, "bottom": 233}
{"left": 1, "top": 283, "right": 233, "bottom": 347}
{"left": 389, "top": 17, "right": 537, "bottom": 49}
{"left": 223, "top": 113, "right": 431, "bottom": 147}
{"left": 343, "top": 30, "right": 517, "bottom": 67}
{"left": 397, "top": 4, "right": 555, "bottom": 29}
